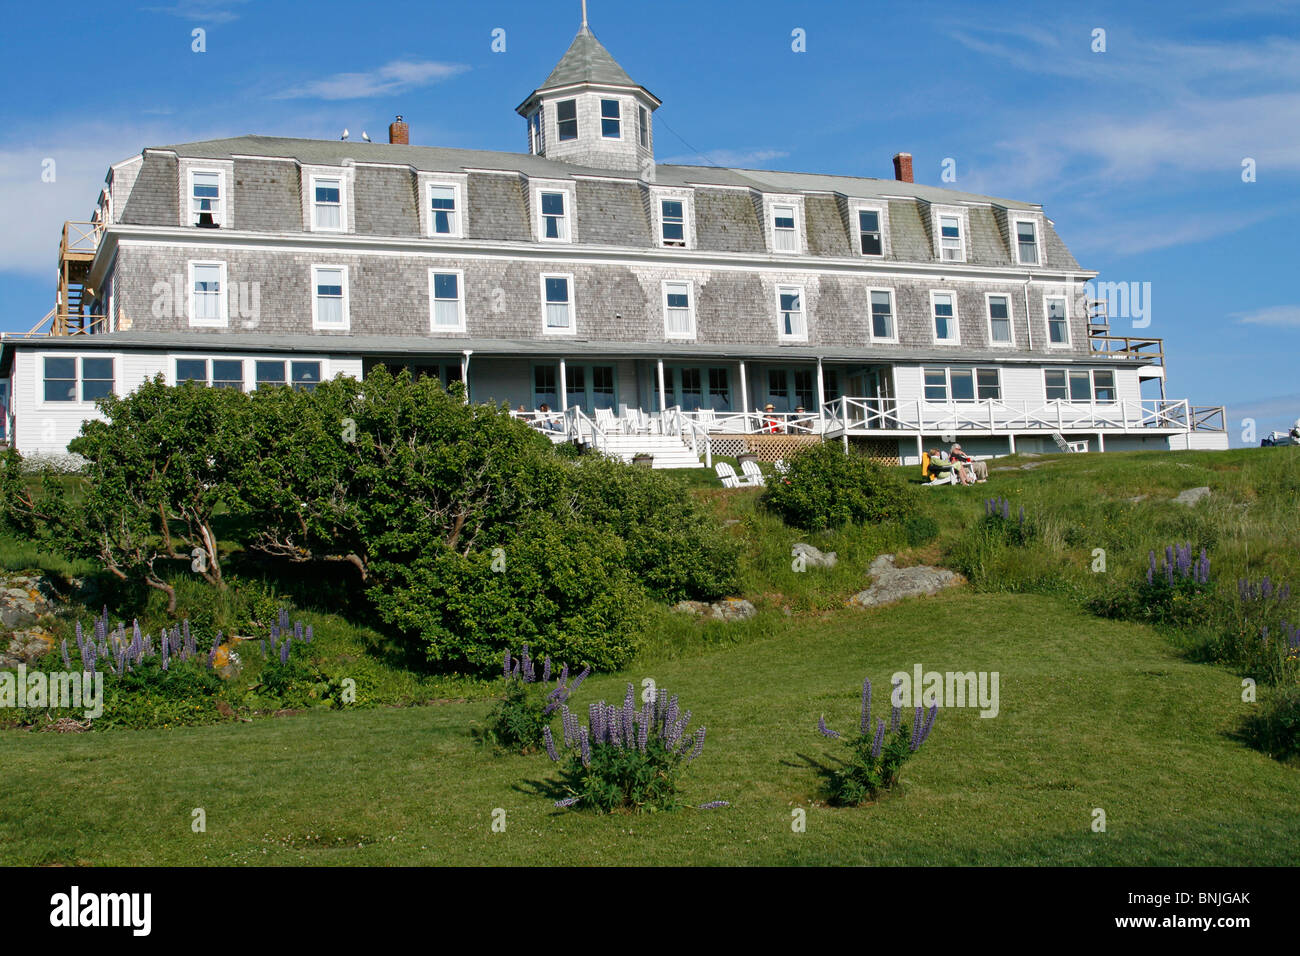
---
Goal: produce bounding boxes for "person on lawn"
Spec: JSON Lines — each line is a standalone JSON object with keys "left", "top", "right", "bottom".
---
{"left": 950, "top": 443, "right": 987, "bottom": 483}
{"left": 926, "top": 447, "right": 954, "bottom": 482}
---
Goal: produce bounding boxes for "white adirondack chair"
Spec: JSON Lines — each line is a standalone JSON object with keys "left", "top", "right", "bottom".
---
{"left": 715, "top": 462, "right": 742, "bottom": 488}
{"left": 595, "top": 407, "right": 622, "bottom": 434}
{"left": 741, "top": 460, "right": 767, "bottom": 487}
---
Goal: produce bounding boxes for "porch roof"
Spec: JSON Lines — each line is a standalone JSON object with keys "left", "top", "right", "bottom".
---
{"left": 1, "top": 332, "right": 1133, "bottom": 369}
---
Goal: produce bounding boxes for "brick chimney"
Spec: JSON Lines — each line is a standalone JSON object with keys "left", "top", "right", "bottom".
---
{"left": 892, "top": 152, "right": 914, "bottom": 183}
{"left": 388, "top": 115, "right": 409, "bottom": 145}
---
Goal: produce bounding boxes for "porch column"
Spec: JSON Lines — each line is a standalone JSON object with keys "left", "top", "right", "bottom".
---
{"left": 1097, "top": 432, "right": 1105, "bottom": 453}
{"left": 816, "top": 357, "right": 826, "bottom": 427}
{"left": 916, "top": 434, "right": 923, "bottom": 466}
{"left": 461, "top": 349, "right": 472, "bottom": 404}
{"left": 739, "top": 361, "right": 750, "bottom": 431}
{"left": 558, "top": 358, "right": 568, "bottom": 411}
{"left": 657, "top": 359, "right": 667, "bottom": 412}
{"left": 1008, "top": 433, "right": 1017, "bottom": 455}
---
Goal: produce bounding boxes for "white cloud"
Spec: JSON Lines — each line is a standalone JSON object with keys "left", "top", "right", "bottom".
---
{"left": 1232, "top": 305, "right": 1300, "bottom": 327}
{"left": 274, "top": 60, "right": 469, "bottom": 100}
{"left": 143, "top": 0, "right": 251, "bottom": 24}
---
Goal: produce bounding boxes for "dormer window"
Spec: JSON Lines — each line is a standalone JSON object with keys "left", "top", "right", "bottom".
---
{"left": 428, "top": 184, "right": 460, "bottom": 237}
{"left": 939, "top": 214, "right": 965, "bottom": 261}
{"left": 772, "top": 204, "right": 798, "bottom": 253}
{"left": 557, "top": 99, "right": 578, "bottom": 141}
{"left": 540, "top": 191, "right": 568, "bottom": 241}
{"left": 858, "top": 209, "right": 882, "bottom": 256}
{"left": 312, "top": 176, "right": 344, "bottom": 231}
{"left": 601, "top": 99, "right": 622, "bottom": 138}
{"left": 190, "top": 170, "right": 223, "bottom": 228}
{"left": 1015, "top": 219, "right": 1039, "bottom": 265}
{"left": 661, "top": 200, "right": 685, "bottom": 246}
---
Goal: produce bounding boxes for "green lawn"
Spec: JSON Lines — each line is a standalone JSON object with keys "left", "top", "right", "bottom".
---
{"left": 3, "top": 588, "right": 1296, "bottom": 866}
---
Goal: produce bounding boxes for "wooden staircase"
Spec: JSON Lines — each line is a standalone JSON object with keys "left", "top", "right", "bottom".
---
{"left": 53, "top": 221, "right": 100, "bottom": 335}
{"left": 1085, "top": 298, "right": 1167, "bottom": 400}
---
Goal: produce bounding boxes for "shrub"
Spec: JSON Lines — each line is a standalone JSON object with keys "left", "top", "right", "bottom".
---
{"left": 1242, "top": 686, "right": 1300, "bottom": 761}
{"left": 903, "top": 513, "right": 940, "bottom": 547}
{"left": 1088, "top": 543, "right": 1214, "bottom": 627}
{"left": 979, "top": 497, "right": 1036, "bottom": 546}
{"left": 481, "top": 645, "right": 591, "bottom": 753}
{"left": 543, "top": 683, "right": 714, "bottom": 813}
{"left": 762, "top": 443, "right": 916, "bottom": 530}
{"left": 816, "top": 678, "right": 938, "bottom": 806}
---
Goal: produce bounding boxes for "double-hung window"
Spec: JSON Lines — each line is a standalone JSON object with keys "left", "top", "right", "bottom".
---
{"left": 1015, "top": 219, "right": 1039, "bottom": 265}
{"left": 987, "top": 294, "right": 1013, "bottom": 345}
{"left": 869, "top": 289, "right": 896, "bottom": 342}
{"left": 190, "top": 170, "right": 222, "bottom": 227}
{"left": 661, "top": 199, "right": 686, "bottom": 246}
{"left": 1045, "top": 368, "right": 1115, "bottom": 403}
{"left": 663, "top": 281, "right": 694, "bottom": 338}
{"left": 777, "top": 285, "right": 806, "bottom": 340}
{"left": 256, "top": 360, "right": 287, "bottom": 388}
{"left": 1046, "top": 295, "right": 1070, "bottom": 345}
{"left": 556, "top": 99, "right": 578, "bottom": 141}
{"left": 939, "top": 214, "right": 965, "bottom": 261}
{"left": 428, "top": 185, "right": 459, "bottom": 237}
{"left": 188, "top": 261, "right": 227, "bottom": 327}
{"left": 530, "top": 108, "right": 545, "bottom": 154}
{"left": 312, "top": 177, "right": 344, "bottom": 231}
{"left": 212, "top": 359, "right": 244, "bottom": 389}
{"left": 600, "top": 98, "right": 621, "bottom": 138}
{"left": 312, "top": 266, "right": 348, "bottom": 330}
{"left": 542, "top": 275, "right": 575, "bottom": 333}
{"left": 858, "top": 209, "right": 882, "bottom": 256}
{"left": 291, "top": 361, "right": 322, "bottom": 392}
{"left": 638, "top": 107, "right": 649, "bottom": 148}
{"left": 924, "top": 367, "right": 1000, "bottom": 403}
{"left": 772, "top": 204, "right": 798, "bottom": 252}
{"left": 931, "top": 291, "right": 959, "bottom": 344}
{"left": 429, "top": 271, "right": 464, "bottom": 332}
{"left": 540, "top": 191, "right": 568, "bottom": 241}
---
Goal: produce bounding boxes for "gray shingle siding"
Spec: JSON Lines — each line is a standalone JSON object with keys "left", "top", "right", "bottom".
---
{"left": 575, "top": 180, "right": 651, "bottom": 246}
{"left": 694, "top": 189, "right": 765, "bottom": 254}
{"left": 465, "top": 173, "right": 530, "bottom": 241}
{"left": 1042, "top": 221, "right": 1080, "bottom": 271}
{"left": 120, "top": 152, "right": 179, "bottom": 226}
{"left": 967, "top": 206, "right": 1011, "bottom": 267}
{"left": 886, "top": 200, "right": 932, "bottom": 262}
{"left": 804, "top": 195, "right": 851, "bottom": 257}
{"left": 353, "top": 166, "right": 419, "bottom": 237}
{"left": 232, "top": 159, "right": 302, "bottom": 233}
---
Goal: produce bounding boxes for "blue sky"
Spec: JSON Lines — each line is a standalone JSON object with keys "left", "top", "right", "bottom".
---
{"left": 2, "top": 0, "right": 1298, "bottom": 443}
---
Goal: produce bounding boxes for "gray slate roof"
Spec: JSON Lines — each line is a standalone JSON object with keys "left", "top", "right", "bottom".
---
{"left": 149, "top": 135, "right": 1044, "bottom": 211}
{"left": 539, "top": 25, "right": 639, "bottom": 91}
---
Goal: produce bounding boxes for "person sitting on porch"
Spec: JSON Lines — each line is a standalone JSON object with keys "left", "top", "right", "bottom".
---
{"left": 763, "top": 404, "right": 783, "bottom": 434}
{"left": 950, "top": 443, "right": 987, "bottom": 483}
{"left": 536, "top": 403, "right": 562, "bottom": 432}
{"left": 792, "top": 406, "right": 809, "bottom": 433}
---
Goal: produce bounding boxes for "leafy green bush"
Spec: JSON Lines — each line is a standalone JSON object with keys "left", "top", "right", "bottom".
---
{"left": 902, "top": 514, "right": 940, "bottom": 547}
{"left": 761, "top": 444, "right": 916, "bottom": 531}
{"left": 1242, "top": 686, "right": 1300, "bottom": 761}
{"left": 480, "top": 646, "right": 590, "bottom": 753}
{"left": 1088, "top": 544, "right": 1215, "bottom": 628}
{"left": 545, "top": 683, "right": 713, "bottom": 813}
{"left": 816, "top": 678, "right": 938, "bottom": 806}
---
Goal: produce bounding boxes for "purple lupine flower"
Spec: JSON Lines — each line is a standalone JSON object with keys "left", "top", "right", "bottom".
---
{"left": 259, "top": 639, "right": 266, "bottom": 656}
{"left": 1148, "top": 551, "right": 1156, "bottom": 586}
{"left": 871, "top": 717, "right": 886, "bottom": 759}
{"left": 502, "top": 648, "right": 512, "bottom": 678}
{"left": 75, "top": 620, "right": 84, "bottom": 656}
{"left": 817, "top": 715, "right": 841, "bottom": 738}
{"left": 294, "top": 621, "right": 303, "bottom": 642}
{"left": 890, "top": 705, "right": 900, "bottom": 734}
{"left": 542, "top": 725, "right": 560, "bottom": 762}
{"left": 558, "top": 663, "right": 569, "bottom": 687}
{"left": 910, "top": 706, "right": 924, "bottom": 750}
{"left": 208, "top": 632, "right": 221, "bottom": 668}
{"left": 622, "top": 684, "right": 635, "bottom": 747}
{"left": 589, "top": 702, "right": 603, "bottom": 743}
{"left": 542, "top": 657, "right": 551, "bottom": 683}
{"left": 554, "top": 796, "right": 580, "bottom": 808}
{"left": 687, "top": 726, "right": 706, "bottom": 762}
{"left": 606, "top": 704, "right": 618, "bottom": 746}
{"left": 569, "top": 666, "right": 590, "bottom": 695}
{"left": 85, "top": 644, "right": 96, "bottom": 674}
{"left": 579, "top": 727, "right": 591, "bottom": 767}
{"left": 860, "top": 678, "right": 872, "bottom": 736}
{"left": 305, "top": 624, "right": 313, "bottom": 643}
{"left": 520, "top": 644, "right": 533, "bottom": 682}
{"left": 280, "top": 639, "right": 291, "bottom": 664}
{"left": 60, "top": 639, "right": 70, "bottom": 668}
{"left": 182, "top": 618, "right": 191, "bottom": 648}
{"left": 698, "top": 801, "right": 730, "bottom": 809}
{"left": 914, "top": 703, "right": 939, "bottom": 750}
{"left": 279, "top": 607, "right": 290, "bottom": 630}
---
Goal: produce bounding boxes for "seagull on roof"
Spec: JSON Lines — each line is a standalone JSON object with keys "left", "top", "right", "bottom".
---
{"left": 361, "top": 131, "right": 371, "bottom": 142}
{"left": 341, "top": 128, "right": 349, "bottom": 140}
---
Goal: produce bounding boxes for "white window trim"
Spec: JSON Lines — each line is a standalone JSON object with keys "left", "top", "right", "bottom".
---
{"left": 929, "top": 289, "right": 961, "bottom": 346}
{"left": 852, "top": 202, "right": 887, "bottom": 258}
{"left": 1042, "top": 367, "right": 1117, "bottom": 404}
{"left": 532, "top": 181, "right": 576, "bottom": 243}
{"left": 187, "top": 167, "right": 226, "bottom": 228}
{"left": 933, "top": 207, "right": 968, "bottom": 263}
{"left": 662, "top": 280, "right": 696, "bottom": 340}
{"left": 555, "top": 98, "right": 579, "bottom": 142}
{"left": 599, "top": 97, "right": 624, "bottom": 141}
{"left": 654, "top": 192, "right": 693, "bottom": 249}
{"left": 775, "top": 283, "right": 808, "bottom": 342}
{"left": 36, "top": 353, "right": 121, "bottom": 408}
{"left": 309, "top": 173, "right": 348, "bottom": 233}
{"left": 428, "top": 268, "right": 467, "bottom": 334}
{"left": 766, "top": 196, "right": 804, "bottom": 256}
{"left": 867, "top": 286, "right": 899, "bottom": 344}
{"left": 984, "top": 292, "right": 1016, "bottom": 347}
{"left": 1043, "top": 293, "right": 1072, "bottom": 348}
{"left": 1013, "top": 216, "right": 1041, "bottom": 266}
{"left": 311, "top": 264, "right": 351, "bottom": 331}
{"left": 923, "top": 366, "right": 999, "bottom": 405}
{"left": 540, "top": 272, "right": 576, "bottom": 335}
{"left": 252, "top": 356, "right": 329, "bottom": 389}
{"left": 424, "top": 180, "right": 465, "bottom": 239}
{"left": 187, "top": 260, "right": 229, "bottom": 328}
{"left": 209, "top": 357, "right": 248, "bottom": 391}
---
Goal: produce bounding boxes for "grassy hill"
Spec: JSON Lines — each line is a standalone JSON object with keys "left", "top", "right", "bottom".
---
{"left": 2, "top": 447, "right": 1298, "bottom": 865}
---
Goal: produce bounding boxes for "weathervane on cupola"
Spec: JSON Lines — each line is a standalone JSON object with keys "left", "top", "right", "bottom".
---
{"left": 516, "top": 0, "right": 661, "bottom": 176}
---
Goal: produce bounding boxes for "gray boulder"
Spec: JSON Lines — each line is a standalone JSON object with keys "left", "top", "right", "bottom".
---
{"left": 792, "top": 543, "right": 838, "bottom": 569}
{"left": 849, "top": 554, "right": 960, "bottom": 608}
